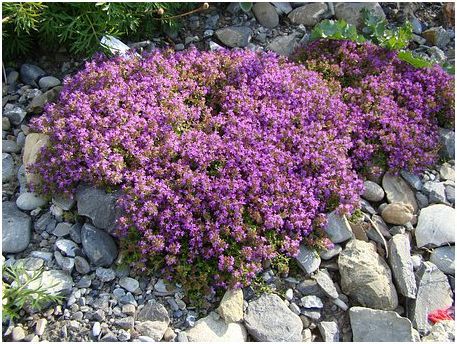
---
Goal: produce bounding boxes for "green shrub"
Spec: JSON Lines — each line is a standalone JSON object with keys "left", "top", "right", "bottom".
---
{"left": 2, "top": 2, "right": 198, "bottom": 61}
{"left": 309, "top": 8, "right": 439, "bottom": 70}
{"left": 2, "top": 264, "right": 63, "bottom": 321}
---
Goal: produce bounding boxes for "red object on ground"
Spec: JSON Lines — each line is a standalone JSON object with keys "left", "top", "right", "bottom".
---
{"left": 428, "top": 307, "right": 455, "bottom": 324}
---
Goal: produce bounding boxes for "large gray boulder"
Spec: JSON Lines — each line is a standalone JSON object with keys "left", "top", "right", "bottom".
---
{"left": 349, "top": 307, "right": 415, "bottom": 342}
{"left": 252, "top": 2, "right": 279, "bottom": 29}
{"left": 76, "top": 184, "right": 120, "bottom": 233}
{"left": 335, "top": 2, "right": 385, "bottom": 28}
{"left": 288, "top": 3, "right": 329, "bottom": 26}
{"left": 244, "top": 293, "right": 303, "bottom": 342}
{"left": 20, "top": 64, "right": 46, "bottom": 87}
{"left": 215, "top": 26, "right": 252, "bottom": 48}
{"left": 408, "top": 262, "right": 453, "bottom": 334}
{"left": 81, "top": 223, "right": 118, "bottom": 267}
{"left": 382, "top": 172, "right": 418, "bottom": 213}
{"left": 415, "top": 204, "right": 455, "bottom": 248}
{"left": 2, "top": 201, "right": 31, "bottom": 253}
{"left": 338, "top": 240, "right": 398, "bottom": 310}
{"left": 388, "top": 234, "right": 417, "bottom": 298}
{"left": 185, "top": 312, "right": 247, "bottom": 342}
{"left": 325, "top": 210, "right": 353, "bottom": 243}
{"left": 429, "top": 245, "right": 455, "bottom": 275}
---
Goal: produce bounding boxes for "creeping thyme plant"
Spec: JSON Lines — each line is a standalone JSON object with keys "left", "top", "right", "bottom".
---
{"left": 29, "top": 43, "right": 454, "bottom": 296}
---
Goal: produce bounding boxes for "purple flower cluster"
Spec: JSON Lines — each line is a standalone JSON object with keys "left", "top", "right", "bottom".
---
{"left": 293, "top": 39, "right": 454, "bottom": 173}
{"left": 30, "top": 42, "right": 453, "bottom": 288}
{"left": 31, "top": 48, "right": 363, "bottom": 287}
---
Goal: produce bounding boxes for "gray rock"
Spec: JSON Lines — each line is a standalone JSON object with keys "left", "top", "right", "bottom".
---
{"left": 388, "top": 234, "right": 417, "bottom": 298}
{"left": 439, "top": 128, "right": 455, "bottom": 160}
{"left": 296, "top": 278, "right": 321, "bottom": 296}
{"left": 215, "top": 26, "right": 252, "bottom": 48}
{"left": 2, "top": 140, "right": 20, "bottom": 153}
{"left": 16, "top": 132, "right": 26, "bottom": 148}
{"left": 422, "top": 26, "right": 451, "bottom": 48}
{"left": 26, "top": 87, "right": 62, "bottom": 114}
{"left": 338, "top": 240, "right": 398, "bottom": 310}
{"left": 349, "top": 307, "right": 415, "bottom": 342}
{"left": 69, "top": 223, "right": 82, "bottom": 244}
{"left": 252, "top": 2, "right": 279, "bottom": 28}
{"left": 76, "top": 275, "right": 92, "bottom": 288}
{"left": 81, "top": 223, "right": 118, "bottom": 266}
{"left": 244, "top": 293, "right": 302, "bottom": 342}
{"left": 415, "top": 204, "right": 455, "bottom": 247}
{"left": 92, "top": 322, "right": 101, "bottom": 337}
{"left": 300, "top": 295, "right": 323, "bottom": 308}
{"left": 30, "top": 251, "right": 53, "bottom": 262}
{"left": 319, "top": 244, "right": 342, "bottom": 260}
{"left": 423, "top": 181, "right": 447, "bottom": 204}
{"left": 76, "top": 184, "right": 120, "bottom": 233}
{"left": 335, "top": 2, "right": 385, "bottom": 28}
{"left": 54, "top": 251, "right": 74, "bottom": 273}
{"left": 35, "top": 318, "right": 47, "bottom": 336}
{"left": 422, "top": 320, "right": 455, "bottom": 342}
{"left": 416, "top": 192, "right": 429, "bottom": 209}
{"left": 362, "top": 180, "right": 385, "bottom": 202}
{"left": 318, "top": 321, "right": 339, "bottom": 342}
{"left": 96, "top": 267, "right": 116, "bottom": 282}
{"left": 2, "top": 117, "right": 10, "bottom": 131}
{"left": 115, "top": 316, "right": 135, "bottom": 330}
{"left": 55, "top": 239, "right": 78, "bottom": 257}
{"left": 408, "top": 262, "right": 453, "bottom": 333}
{"left": 26, "top": 269, "right": 74, "bottom": 296}
{"left": 136, "top": 302, "right": 170, "bottom": 341}
{"left": 53, "top": 222, "right": 72, "bottom": 237}
{"left": 185, "top": 312, "right": 247, "bottom": 342}
{"left": 440, "top": 163, "right": 455, "bottom": 181}
{"left": 3, "top": 104, "right": 27, "bottom": 125}
{"left": 288, "top": 3, "right": 328, "bottom": 26}
{"left": 313, "top": 270, "right": 338, "bottom": 298}
{"left": 400, "top": 170, "right": 423, "bottom": 191}
{"left": 74, "top": 256, "right": 91, "bottom": 274}
{"left": 16, "top": 192, "right": 47, "bottom": 211}
{"left": 119, "top": 277, "right": 139, "bottom": 293}
{"left": 381, "top": 202, "right": 414, "bottom": 225}
{"left": 15, "top": 257, "right": 44, "bottom": 271}
{"left": 325, "top": 210, "right": 353, "bottom": 243}
{"left": 382, "top": 172, "right": 418, "bottom": 213}
{"left": 208, "top": 40, "right": 224, "bottom": 51}
{"left": 12, "top": 327, "right": 26, "bottom": 341}
{"left": 266, "top": 33, "right": 300, "bottom": 57}
{"left": 272, "top": 2, "right": 293, "bottom": 15}
{"left": 2, "top": 201, "right": 31, "bottom": 253}
{"left": 20, "top": 64, "right": 46, "bottom": 86}
{"left": 411, "top": 17, "right": 422, "bottom": 34}
{"left": 3, "top": 153, "right": 15, "bottom": 182}
{"left": 296, "top": 245, "right": 321, "bottom": 274}
{"left": 38, "top": 76, "right": 60, "bottom": 90}
{"left": 52, "top": 193, "right": 75, "bottom": 211}
{"left": 17, "top": 164, "right": 28, "bottom": 193}
{"left": 430, "top": 246, "right": 455, "bottom": 275}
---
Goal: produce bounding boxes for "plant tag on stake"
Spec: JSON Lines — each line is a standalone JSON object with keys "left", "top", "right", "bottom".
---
{"left": 100, "top": 35, "right": 139, "bottom": 58}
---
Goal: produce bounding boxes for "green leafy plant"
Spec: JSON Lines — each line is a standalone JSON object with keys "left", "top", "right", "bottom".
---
{"left": 2, "top": 2, "right": 201, "bottom": 60}
{"left": 239, "top": 2, "right": 253, "bottom": 13}
{"left": 309, "top": 8, "right": 436, "bottom": 70}
{"left": 2, "top": 264, "right": 63, "bottom": 321}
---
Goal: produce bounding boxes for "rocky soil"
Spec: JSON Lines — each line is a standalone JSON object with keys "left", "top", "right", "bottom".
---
{"left": 2, "top": 2, "right": 455, "bottom": 342}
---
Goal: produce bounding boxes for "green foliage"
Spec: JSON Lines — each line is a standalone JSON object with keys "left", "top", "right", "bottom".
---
{"left": 2, "top": 2, "right": 196, "bottom": 60}
{"left": 2, "top": 264, "right": 63, "bottom": 322}
{"left": 310, "top": 19, "right": 366, "bottom": 43}
{"left": 361, "top": 8, "right": 412, "bottom": 50}
{"left": 348, "top": 208, "right": 364, "bottom": 224}
{"left": 239, "top": 2, "right": 253, "bottom": 13}
{"left": 309, "top": 8, "right": 435, "bottom": 70}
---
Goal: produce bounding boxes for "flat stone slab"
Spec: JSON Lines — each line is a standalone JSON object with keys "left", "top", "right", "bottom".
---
{"left": 415, "top": 204, "right": 455, "bottom": 248}
{"left": 350, "top": 306, "right": 414, "bottom": 342}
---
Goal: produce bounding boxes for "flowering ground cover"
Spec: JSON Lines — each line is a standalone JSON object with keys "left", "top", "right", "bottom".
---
{"left": 29, "top": 40, "right": 454, "bottom": 292}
